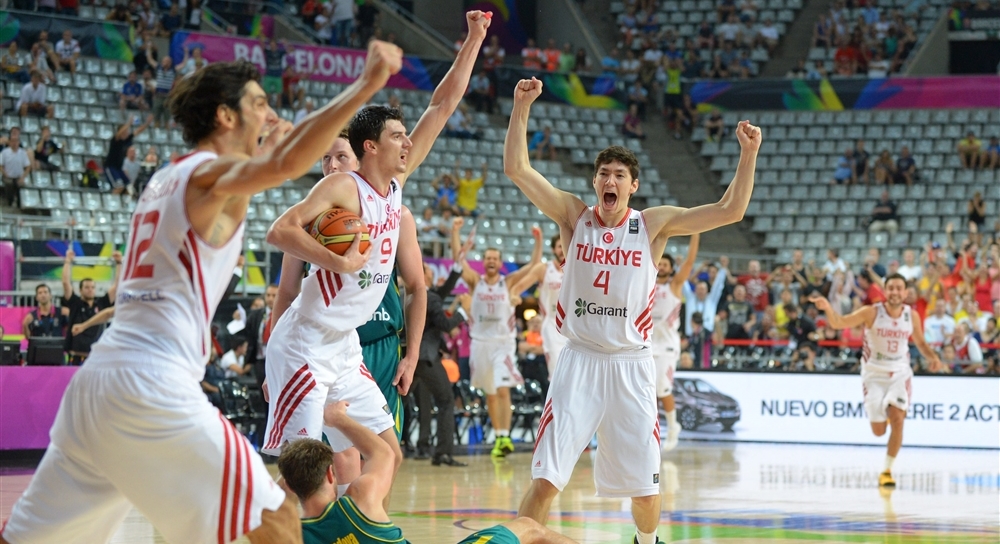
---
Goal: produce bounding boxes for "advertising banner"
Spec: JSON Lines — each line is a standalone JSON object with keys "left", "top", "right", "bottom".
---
{"left": 0, "top": 241, "right": 13, "bottom": 307}
{"left": 673, "top": 371, "right": 1000, "bottom": 449}
{"left": 0, "top": 10, "right": 134, "bottom": 62}
{"left": 0, "top": 367, "right": 78, "bottom": 450}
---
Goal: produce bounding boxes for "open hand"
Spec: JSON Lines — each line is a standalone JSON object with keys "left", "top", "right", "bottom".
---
{"left": 734, "top": 120, "right": 762, "bottom": 154}
{"left": 514, "top": 78, "right": 543, "bottom": 105}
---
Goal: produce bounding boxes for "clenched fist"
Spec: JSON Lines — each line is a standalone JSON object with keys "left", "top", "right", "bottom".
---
{"left": 735, "top": 120, "right": 762, "bottom": 154}
{"left": 466, "top": 10, "right": 491, "bottom": 41}
{"left": 361, "top": 40, "right": 404, "bottom": 89}
{"left": 514, "top": 77, "right": 543, "bottom": 105}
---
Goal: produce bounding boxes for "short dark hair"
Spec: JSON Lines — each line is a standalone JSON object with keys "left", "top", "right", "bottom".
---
{"left": 784, "top": 303, "right": 798, "bottom": 314}
{"left": 276, "top": 438, "right": 332, "bottom": 501}
{"left": 35, "top": 283, "right": 50, "bottom": 294}
{"left": 885, "top": 273, "right": 907, "bottom": 288}
{"left": 484, "top": 247, "right": 502, "bottom": 259}
{"left": 230, "top": 335, "right": 247, "bottom": 346}
{"left": 661, "top": 254, "right": 675, "bottom": 268}
{"left": 348, "top": 105, "right": 404, "bottom": 160}
{"left": 550, "top": 234, "right": 560, "bottom": 248}
{"left": 594, "top": 146, "right": 639, "bottom": 180}
{"left": 79, "top": 278, "right": 94, "bottom": 289}
{"left": 168, "top": 60, "right": 261, "bottom": 145}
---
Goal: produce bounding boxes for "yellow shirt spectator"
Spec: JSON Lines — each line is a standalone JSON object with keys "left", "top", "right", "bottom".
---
{"left": 456, "top": 163, "right": 486, "bottom": 214}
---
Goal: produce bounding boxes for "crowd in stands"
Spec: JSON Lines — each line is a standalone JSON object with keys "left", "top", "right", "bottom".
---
{"left": 805, "top": 0, "right": 920, "bottom": 78}
{"left": 296, "top": 0, "right": 381, "bottom": 48}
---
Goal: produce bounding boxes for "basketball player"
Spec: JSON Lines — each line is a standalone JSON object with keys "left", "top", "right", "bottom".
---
{"left": 267, "top": 130, "right": 425, "bottom": 498}
{"left": 651, "top": 233, "right": 700, "bottom": 453}
{"left": 452, "top": 218, "right": 543, "bottom": 457}
{"left": 809, "top": 274, "right": 943, "bottom": 488}
{"left": 261, "top": 9, "right": 491, "bottom": 505}
{"left": 1, "top": 42, "right": 403, "bottom": 544}
{"left": 279, "top": 402, "right": 577, "bottom": 544}
{"left": 504, "top": 77, "right": 761, "bottom": 544}
{"left": 518, "top": 232, "right": 567, "bottom": 375}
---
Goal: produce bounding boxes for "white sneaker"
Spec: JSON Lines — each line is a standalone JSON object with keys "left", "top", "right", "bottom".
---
{"left": 661, "top": 425, "right": 681, "bottom": 453}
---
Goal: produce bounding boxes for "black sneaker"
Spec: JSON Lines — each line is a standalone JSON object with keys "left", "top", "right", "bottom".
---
{"left": 432, "top": 453, "right": 468, "bottom": 467}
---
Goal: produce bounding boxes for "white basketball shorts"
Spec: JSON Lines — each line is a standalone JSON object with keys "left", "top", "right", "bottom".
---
{"left": 862, "top": 365, "right": 913, "bottom": 423}
{"left": 531, "top": 343, "right": 661, "bottom": 498}
{"left": 540, "top": 317, "right": 568, "bottom": 374}
{"left": 262, "top": 307, "right": 394, "bottom": 455}
{"left": 0, "top": 355, "right": 285, "bottom": 544}
{"left": 652, "top": 344, "right": 679, "bottom": 397}
{"left": 470, "top": 337, "right": 522, "bottom": 394}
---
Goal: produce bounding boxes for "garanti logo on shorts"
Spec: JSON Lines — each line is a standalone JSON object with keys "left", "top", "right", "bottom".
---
{"left": 358, "top": 270, "right": 392, "bottom": 289}
{"left": 574, "top": 298, "right": 628, "bottom": 318}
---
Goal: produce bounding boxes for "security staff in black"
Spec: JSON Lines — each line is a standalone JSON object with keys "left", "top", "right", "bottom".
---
{"left": 60, "top": 249, "right": 121, "bottom": 365}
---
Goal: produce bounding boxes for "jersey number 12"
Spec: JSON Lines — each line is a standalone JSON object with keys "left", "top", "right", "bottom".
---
{"left": 123, "top": 211, "right": 161, "bottom": 280}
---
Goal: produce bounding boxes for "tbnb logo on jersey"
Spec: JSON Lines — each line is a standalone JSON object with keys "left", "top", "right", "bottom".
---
{"left": 574, "top": 298, "right": 628, "bottom": 318}
{"left": 358, "top": 270, "right": 391, "bottom": 289}
{"left": 370, "top": 307, "right": 391, "bottom": 321}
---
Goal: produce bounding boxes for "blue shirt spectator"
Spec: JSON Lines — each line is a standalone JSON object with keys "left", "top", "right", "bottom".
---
{"left": 832, "top": 148, "right": 854, "bottom": 184}
{"left": 601, "top": 48, "right": 621, "bottom": 78}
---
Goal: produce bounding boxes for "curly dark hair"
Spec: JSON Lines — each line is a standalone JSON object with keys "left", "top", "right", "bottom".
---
{"left": 168, "top": 60, "right": 261, "bottom": 146}
{"left": 276, "top": 438, "right": 332, "bottom": 501}
{"left": 594, "top": 145, "right": 640, "bottom": 181}
{"left": 348, "top": 105, "right": 404, "bottom": 160}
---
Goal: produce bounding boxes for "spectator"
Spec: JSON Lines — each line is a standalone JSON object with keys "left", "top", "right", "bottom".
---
{"left": 696, "top": 21, "right": 716, "bottom": 50}
{"left": 261, "top": 38, "right": 287, "bottom": 107}
{"left": 573, "top": 47, "right": 589, "bottom": 73}
{"left": 786, "top": 59, "right": 808, "bottom": 78}
{"left": 218, "top": 336, "right": 251, "bottom": 378}
{"left": 898, "top": 249, "right": 922, "bottom": 281}
{"left": 601, "top": 47, "right": 621, "bottom": 78}
{"left": 677, "top": 93, "right": 699, "bottom": 137}
{"left": 757, "top": 18, "right": 780, "bottom": 52}
{"left": 445, "top": 103, "right": 477, "bottom": 139}
{"left": 282, "top": 63, "right": 309, "bottom": 111}
{"left": 868, "top": 190, "right": 899, "bottom": 236}
{"left": 330, "top": 0, "right": 355, "bottom": 46}
{"left": 300, "top": 0, "right": 319, "bottom": 27}
{"left": 179, "top": 44, "right": 209, "bottom": 77}
{"left": 54, "top": 30, "right": 80, "bottom": 74}
{"left": 894, "top": 145, "right": 917, "bottom": 185}
{"left": 151, "top": 56, "right": 176, "bottom": 128}
{"left": 833, "top": 37, "right": 859, "bottom": 75}
{"left": 17, "top": 70, "right": 53, "bottom": 119}
{"left": 957, "top": 130, "right": 983, "bottom": 169}
{"left": 122, "top": 146, "right": 141, "bottom": 191}
{"left": 662, "top": 58, "right": 684, "bottom": 138}
{"left": 717, "top": 0, "right": 737, "bottom": 23}
{"left": 785, "top": 303, "right": 818, "bottom": 371}
{"left": 28, "top": 43, "right": 54, "bottom": 85}
{"left": 822, "top": 248, "right": 847, "bottom": 280}
{"left": 620, "top": 49, "right": 640, "bottom": 83}
{"left": 769, "top": 264, "right": 801, "bottom": 303}
{"left": 853, "top": 139, "right": 870, "bottom": 184}
{"left": 467, "top": 69, "right": 495, "bottom": 114}
{"left": 134, "top": 33, "right": 159, "bottom": 83}
{"left": 621, "top": 103, "right": 645, "bottom": 139}
{"left": 293, "top": 98, "right": 314, "bottom": 125}
{"left": 704, "top": 109, "right": 724, "bottom": 142}
{"left": 872, "top": 149, "right": 895, "bottom": 184}
{"left": 57, "top": 0, "right": 79, "bottom": 17}
{"left": 22, "top": 284, "right": 66, "bottom": 338}
{"left": 723, "top": 284, "right": 756, "bottom": 340}
{"left": 539, "top": 38, "right": 558, "bottom": 72}
{"left": 120, "top": 70, "right": 148, "bottom": 111}
{"left": 982, "top": 136, "right": 1000, "bottom": 169}
{"left": 38, "top": 0, "right": 56, "bottom": 13}
{"left": 482, "top": 35, "right": 505, "bottom": 74}
{"left": 831, "top": 147, "right": 855, "bottom": 184}
{"left": 105, "top": 114, "right": 153, "bottom": 195}
{"left": 456, "top": 162, "right": 486, "bottom": 217}
{"left": 806, "top": 59, "right": 828, "bottom": 79}
{"left": 717, "top": 14, "right": 741, "bottom": 45}
{"left": 186, "top": 0, "right": 203, "bottom": 30}
{"left": 1, "top": 42, "right": 30, "bottom": 83}
{"left": 952, "top": 322, "right": 984, "bottom": 367}
{"left": 137, "top": 0, "right": 159, "bottom": 33}
{"left": 867, "top": 48, "right": 890, "bottom": 78}
{"left": 416, "top": 206, "right": 443, "bottom": 249}
{"left": 33, "top": 30, "right": 60, "bottom": 71}
{"left": 0, "top": 127, "right": 32, "bottom": 208}
{"left": 33, "top": 125, "right": 61, "bottom": 172}
{"left": 430, "top": 172, "right": 457, "bottom": 211}
{"left": 738, "top": 259, "right": 771, "bottom": 314}
{"left": 683, "top": 262, "right": 728, "bottom": 335}
{"left": 356, "top": 0, "right": 378, "bottom": 45}
{"left": 61, "top": 249, "right": 121, "bottom": 365}
{"left": 923, "top": 302, "right": 954, "bottom": 347}
{"left": 558, "top": 42, "right": 575, "bottom": 73}
{"left": 521, "top": 38, "right": 543, "bottom": 70}
{"left": 160, "top": 2, "right": 183, "bottom": 35}
{"left": 528, "top": 125, "right": 557, "bottom": 161}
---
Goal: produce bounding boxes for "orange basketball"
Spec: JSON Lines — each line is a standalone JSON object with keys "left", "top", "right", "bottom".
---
{"left": 310, "top": 208, "right": 370, "bottom": 256}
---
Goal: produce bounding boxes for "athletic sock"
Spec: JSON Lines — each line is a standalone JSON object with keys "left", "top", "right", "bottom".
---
{"left": 497, "top": 430, "right": 509, "bottom": 438}
{"left": 666, "top": 410, "right": 677, "bottom": 430}
{"left": 884, "top": 455, "right": 895, "bottom": 472}
{"left": 635, "top": 527, "right": 657, "bottom": 544}
{"left": 336, "top": 483, "right": 350, "bottom": 498}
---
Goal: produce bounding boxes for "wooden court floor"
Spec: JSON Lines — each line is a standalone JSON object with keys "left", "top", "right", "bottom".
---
{"left": 1, "top": 441, "right": 997, "bottom": 543}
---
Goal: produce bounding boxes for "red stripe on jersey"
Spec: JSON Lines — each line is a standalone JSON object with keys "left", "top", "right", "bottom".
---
{"left": 230, "top": 418, "right": 242, "bottom": 541}
{"left": 653, "top": 418, "right": 660, "bottom": 443}
{"left": 240, "top": 425, "right": 254, "bottom": 536}
{"left": 186, "top": 230, "right": 210, "bottom": 320}
{"left": 265, "top": 365, "right": 313, "bottom": 450}
{"left": 217, "top": 414, "right": 233, "bottom": 544}
{"left": 332, "top": 272, "right": 343, "bottom": 292}
{"left": 178, "top": 249, "right": 194, "bottom": 290}
{"left": 317, "top": 271, "right": 331, "bottom": 306}
{"left": 556, "top": 302, "right": 565, "bottom": 319}
{"left": 359, "top": 363, "right": 375, "bottom": 382}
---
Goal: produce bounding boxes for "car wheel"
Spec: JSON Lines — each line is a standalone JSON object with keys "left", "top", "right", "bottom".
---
{"left": 721, "top": 422, "right": 735, "bottom": 432}
{"left": 679, "top": 407, "right": 699, "bottom": 430}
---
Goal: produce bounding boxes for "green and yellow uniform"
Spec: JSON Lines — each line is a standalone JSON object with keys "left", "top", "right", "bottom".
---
{"left": 356, "top": 271, "right": 404, "bottom": 439}
{"left": 301, "top": 496, "right": 519, "bottom": 544}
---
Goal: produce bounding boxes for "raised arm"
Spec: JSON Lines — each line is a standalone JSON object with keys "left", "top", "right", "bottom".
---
{"left": 107, "top": 250, "right": 123, "bottom": 301}
{"left": 504, "top": 78, "right": 586, "bottom": 230}
{"left": 61, "top": 248, "right": 74, "bottom": 300}
{"left": 132, "top": 114, "right": 154, "bottom": 137}
{"left": 189, "top": 40, "right": 402, "bottom": 197}
{"left": 644, "top": 121, "right": 760, "bottom": 238}
{"left": 324, "top": 402, "right": 395, "bottom": 516}
{"left": 809, "top": 294, "right": 875, "bottom": 330}
{"left": 450, "top": 216, "right": 479, "bottom": 289}
{"left": 505, "top": 226, "right": 544, "bottom": 289}
{"left": 708, "top": 264, "right": 728, "bottom": 304}
{"left": 397, "top": 11, "right": 490, "bottom": 186}
{"left": 910, "top": 316, "right": 944, "bottom": 372}
{"left": 670, "top": 233, "right": 700, "bottom": 294}
{"left": 394, "top": 206, "right": 426, "bottom": 396}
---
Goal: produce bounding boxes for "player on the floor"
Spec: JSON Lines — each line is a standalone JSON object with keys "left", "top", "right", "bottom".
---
{"left": 261, "top": 9, "right": 490, "bottom": 507}
{"left": 504, "top": 77, "right": 760, "bottom": 544}
{"left": 278, "top": 402, "right": 578, "bottom": 544}
{"left": 266, "top": 130, "right": 425, "bottom": 498}
{"left": 651, "top": 233, "right": 699, "bottom": 453}
{"left": 518, "top": 232, "right": 567, "bottom": 376}
{"left": 809, "top": 274, "right": 943, "bottom": 489}
{"left": 1, "top": 42, "right": 403, "bottom": 544}
{"left": 452, "top": 218, "right": 543, "bottom": 457}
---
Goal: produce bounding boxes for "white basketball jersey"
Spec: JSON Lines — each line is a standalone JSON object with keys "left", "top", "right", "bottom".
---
{"left": 861, "top": 302, "right": 913, "bottom": 372}
{"left": 469, "top": 275, "right": 516, "bottom": 340}
{"left": 92, "top": 151, "right": 244, "bottom": 380}
{"left": 650, "top": 281, "right": 682, "bottom": 352}
{"left": 538, "top": 260, "right": 563, "bottom": 323}
{"left": 555, "top": 207, "right": 656, "bottom": 352}
{"left": 291, "top": 171, "right": 401, "bottom": 331}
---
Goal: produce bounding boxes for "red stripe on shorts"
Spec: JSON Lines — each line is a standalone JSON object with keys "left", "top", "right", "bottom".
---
{"left": 217, "top": 413, "right": 232, "bottom": 544}
{"left": 269, "top": 377, "right": 317, "bottom": 450}
{"left": 265, "top": 365, "right": 314, "bottom": 450}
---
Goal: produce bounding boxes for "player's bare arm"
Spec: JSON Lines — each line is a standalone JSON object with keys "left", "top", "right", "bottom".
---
{"left": 266, "top": 173, "right": 372, "bottom": 273}
{"left": 505, "top": 226, "right": 545, "bottom": 292}
{"left": 504, "top": 78, "right": 586, "bottom": 234}
{"left": 394, "top": 206, "right": 426, "bottom": 395}
{"left": 451, "top": 216, "right": 480, "bottom": 289}
{"left": 271, "top": 253, "right": 307, "bottom": 329}
{"left": 107, "top": 250, "right": 123, "bottom": 301}
{"left": 910, "top": 317, "right": 945, "bottom": 372}
{"left": 643, "top": 121, "right": 761, "bottom": 241}
{"left": 187, "top": 40, "right": 403, "bottom": 244}
{"left": 809, "top": 294, "right": 876, "bottom": 330}
{"left": 397, "top": 11, "right": 490, "bottom": 187}
{"left": 324, "top": 401, "right": 395, "bottom": 521}
{"left": 670, "top": 233, "right": 700, "bottom": 297}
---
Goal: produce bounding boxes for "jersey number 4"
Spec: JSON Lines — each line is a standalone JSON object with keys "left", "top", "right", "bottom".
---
{"left": 123, "top": 211, "right": 161, "bottom": 280}
{"left": 593, "top": 270, "right": 610, "bottom": 295}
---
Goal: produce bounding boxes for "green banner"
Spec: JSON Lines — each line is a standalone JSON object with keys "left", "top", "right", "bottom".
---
{"left": 0, "top": 10, "right": 134, "bottom": 62}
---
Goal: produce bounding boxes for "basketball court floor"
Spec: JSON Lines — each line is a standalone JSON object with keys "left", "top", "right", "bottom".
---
{"left": 1, "top": 441, "right": 997, "bottom": 543}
